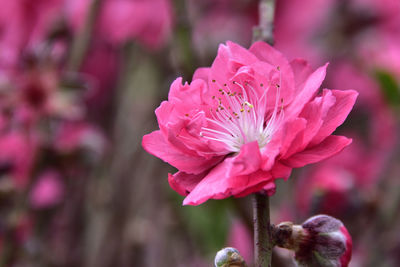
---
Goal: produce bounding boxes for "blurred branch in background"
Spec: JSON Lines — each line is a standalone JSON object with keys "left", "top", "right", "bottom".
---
{"left": 252, "top": 0, "right": 275, "bottom": 44}
{"left": 67, "top": 0, "right": 103, "bottom": 72}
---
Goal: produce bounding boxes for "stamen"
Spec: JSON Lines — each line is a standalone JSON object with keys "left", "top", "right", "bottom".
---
{"left": 200, "top": 74, "right": 284, "bottom": 152}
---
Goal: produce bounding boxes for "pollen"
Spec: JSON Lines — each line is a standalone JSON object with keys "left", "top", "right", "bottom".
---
{"left": 200, "top": 79, "right": 285, "bottom": 153}
{"left": 244, "top": 101, "right": 253, "bottom": 108}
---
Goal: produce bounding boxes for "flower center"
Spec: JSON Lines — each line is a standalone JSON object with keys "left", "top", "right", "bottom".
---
{"left": 200, "top": 75, "right": 284, "bottom": 154}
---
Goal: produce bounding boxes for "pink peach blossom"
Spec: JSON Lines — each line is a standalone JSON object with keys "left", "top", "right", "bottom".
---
{"left": 0, "top": 132, "right": 37, "bottom": 189}
{"left": 142, "top": 41, "right": 358, "bottom": 205}
{"left": 54, "top": 121, "right": 105, "bottom": 155}
{"left": 358, "top": 34, "right": 400, "bottom": 79}
{"left": 0, "top": 0, "right": 63, "bottom": 70}
{"left": 30, "top": 170, "right": 64, "bottom": 209}
{"left": 14, "top": 67, "right": 85, "bottom": 123}
{"left": 275, "top": 0, "right": 400, "bottom": 67}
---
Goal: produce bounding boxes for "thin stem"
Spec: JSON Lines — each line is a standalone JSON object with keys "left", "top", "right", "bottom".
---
{"left": 252, "top": 0, "right": 276, "bottom": 44}
{"left": 252, "top": 0, "right": 276, "bottom": 266}
{"left": 253, "top": 193, "right": 273, "bottom": 267}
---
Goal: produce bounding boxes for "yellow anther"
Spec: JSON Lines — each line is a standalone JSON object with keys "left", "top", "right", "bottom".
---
{"left": 244, "top": 101, "right": 253, "bottom": 108}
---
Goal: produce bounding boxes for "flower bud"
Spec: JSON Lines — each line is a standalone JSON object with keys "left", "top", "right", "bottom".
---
{"left": 214, "top": 247, "right": 247, "bottom": 267}
{"left": 276, "top": 215, "right": 352, "bottom": 267}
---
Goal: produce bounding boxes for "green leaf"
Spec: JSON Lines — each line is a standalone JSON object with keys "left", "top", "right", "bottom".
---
{"left": 374, "top": 70, "right": 400, "bottom": 107}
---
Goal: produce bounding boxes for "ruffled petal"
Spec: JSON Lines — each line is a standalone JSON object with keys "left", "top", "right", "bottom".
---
{"left": 310, "top": 89, "right": 359, "bottom": 146}
{"left": 168, "top": 171, "right": 206, "bottom": 196}
{"left": 271, "top": 161, "right": 293, "bottom": 180}
{"left": 283, "top": 135, "right": 352, "bottom": 168}
{"left": 226, "top": 141, "right": 261, "bottom": 177}
{"left": 183, "top": 169, "right": 272, "bottom": 205}
{"left": 282, "top": 90, "right": 336, "bottom": 158}
{"left": 168, "top": 78, "right": 208, "bottom": 106}
{"left": 285, "top": 63, "right": 328, "bottom": 119}
{"left": 182, "top": 141, "right": 266, "bottom": 205}
{"left": 279, "top": 118, "right": 307, "bottom": 158}
{"left": 193, "top": 67, "right": 210, "bottom": 82}
{"left": 208, "top": 41, "right": 259, "bottom": 91}
{"left": 290, "top": 58, "right": 313, "bottom": 89}
{"left": 250, "top": 41, "right": 295, "bottom": 105}
{"left": 142, "top": 130, "right": 222, "bottom": 174}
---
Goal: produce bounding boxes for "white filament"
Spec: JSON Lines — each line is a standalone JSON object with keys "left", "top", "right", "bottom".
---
{"left": 200, "top": 70, "right": 284, "bottom": 153}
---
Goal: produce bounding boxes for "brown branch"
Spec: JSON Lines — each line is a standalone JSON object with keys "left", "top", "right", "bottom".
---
{"left": 252, "top": 0, "right": 276, "bottom": 44}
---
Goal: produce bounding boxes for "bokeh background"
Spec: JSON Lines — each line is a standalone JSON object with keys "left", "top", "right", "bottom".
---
{"left": 0, "top": 0, "right": 399, "bottom": 266}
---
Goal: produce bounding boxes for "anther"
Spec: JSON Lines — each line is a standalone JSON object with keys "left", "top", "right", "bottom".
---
{"left": 244, "top": 101, "right": 254, "bottom": 108}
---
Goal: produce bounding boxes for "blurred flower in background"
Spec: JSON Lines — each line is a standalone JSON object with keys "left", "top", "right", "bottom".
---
{"left": 0, "top": 0, "right": 173, "bottom": 265}
{"left": 0, "top": 0, "right": 398, "bottom": 266}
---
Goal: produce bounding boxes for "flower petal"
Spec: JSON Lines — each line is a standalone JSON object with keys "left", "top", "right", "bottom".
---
{"left": 168, "top": 171, "right": 206, "bottom": 196}
{"left": 279, "top": 118, "right": 307, "bottom": 158}
{"left": 283, "top": 135, "right": 352, "bottom": 168}
{"left": 182, "top": 141, "right": 265, "bottom": 205}
{"left": 142, "top": 130, "right": 222, "bottom": 174}
{"left": 271, "top": 161, "right": 293, "bottom": 180}
{"left": 209, "top": 41, "right": 259, "bottom": 86}
{"left": 290, "top": 58, "right": 313, "bottom": 89}
{"left": 310, "top": 89, "right": 359, "bottom": 146}
{"left": 193, "top": 67, "right": 210, "bottom": 82}
{"left": 183, "top": 169, "right": 272, "bottom": 205}
{"left": 285, "top": 63, "right": 328, "bottom": 119}
{"left": 282, "top": 90, "right": 336, "bottom": 158}
{"left": 250, "top": 41, "right": 295, "bottom": 105}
